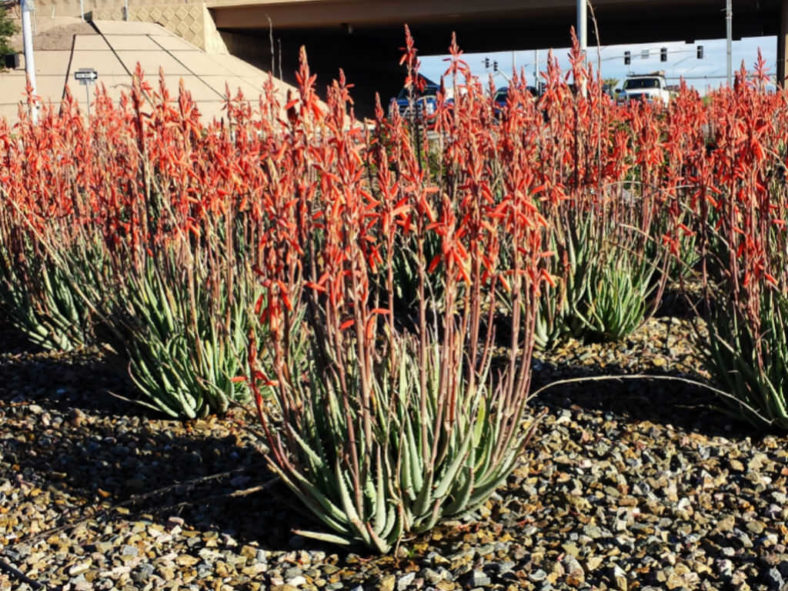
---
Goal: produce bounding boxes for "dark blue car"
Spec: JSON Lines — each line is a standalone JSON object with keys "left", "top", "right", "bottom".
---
{"left": 390, "top": 77, "right": 441, "bottom": 127}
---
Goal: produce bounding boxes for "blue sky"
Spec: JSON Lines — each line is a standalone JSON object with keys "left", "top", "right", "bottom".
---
{"left": 420, "top": 36, "right": 777, "bottom": 94}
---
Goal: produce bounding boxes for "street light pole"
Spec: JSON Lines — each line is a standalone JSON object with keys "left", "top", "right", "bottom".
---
{"left": 20, "top": 0, "right": 37, "bottom": 123}
{"left": 577, "top": 0, "right": 587, "bottom": 52}
{"left": 726, "top": 0, "right": 733, "bottom": 86}
{"left": 576, "top": 0, "right": 587, "bottom": 95}
{"left": 534, "top": 49, "right": 539, "bottom": 90}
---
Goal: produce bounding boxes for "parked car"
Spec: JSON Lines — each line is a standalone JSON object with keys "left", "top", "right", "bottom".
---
{"left": 493, "top": 85, "right": 540, "bottom": 117}
{"left": 390, "top": 76, "right": 441, "bottom": 126}
{"left": 616, "top": 72, "right": 671, "bottom": 106}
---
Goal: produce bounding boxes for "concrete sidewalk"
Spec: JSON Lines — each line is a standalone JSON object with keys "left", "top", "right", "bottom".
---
{"left": 1, "top": 17, "right": 293, "bottom": 121}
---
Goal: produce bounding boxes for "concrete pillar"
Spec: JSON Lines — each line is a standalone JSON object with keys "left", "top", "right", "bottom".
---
{"left": 780, "top": 0, "right": 788, "bottom": 88}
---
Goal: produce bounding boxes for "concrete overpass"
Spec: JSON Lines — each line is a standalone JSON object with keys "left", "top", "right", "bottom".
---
{"left": 207, "top": 0, "right": 788, "bottom": 114}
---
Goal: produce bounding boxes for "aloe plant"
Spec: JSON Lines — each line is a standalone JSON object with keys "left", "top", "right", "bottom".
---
{"left": 101, "top": 249, "right": 263, "bottom": 418}
{"left": 250, "top": 37, "right": 547, "bottom": 553}
{"left": 262, "top": 334, "right": 540, "bottom": 552}
{"left": 0, "top": 216, "right": 95, "bottom": 351}
{"left": 121, "top": 257, "right": 258, "bottom": 417}
{"left": 702, "top": 287, "right": 788, "bottom": 429}
{"left": 575, "top": 241, "right": 660, "bottom": 342}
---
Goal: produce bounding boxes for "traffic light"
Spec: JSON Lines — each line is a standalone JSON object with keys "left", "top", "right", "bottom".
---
{"left": 697, "top": 45, "right": 704, "bottom": 59}
{"left": 484, "top": 57, "right": 490, "bottom": 69}
{"left": 624, "top": 51, "right": 631, "bottom": 65}
{"left": 660, "top": 47, "right": 668, "bottom": 62}
{"left": 493, "top": 60, "right": 498, "bottom": 72}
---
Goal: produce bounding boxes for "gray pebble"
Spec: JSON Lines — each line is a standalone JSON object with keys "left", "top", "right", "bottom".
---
{"left": 465, "top": 570, "right": 491, "bottom": 587}
{"left": 120, "top": 545, "right": 138, "bottom": 558}
{"left": 131, "top": 563, "right": 155, "bottom": 584}
{"left": 765, "top": 567, "right": 785, "bottom": 590}
{"left": 398, "top": 572, "right": 417, "bottom": 590}
{"left": 529, "top": 569, "right": 548, "bottom": 582}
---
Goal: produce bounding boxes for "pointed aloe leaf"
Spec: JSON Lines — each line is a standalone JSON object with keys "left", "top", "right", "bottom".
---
{"left": 432, "top": 426, "right": 474, "bottom": 500}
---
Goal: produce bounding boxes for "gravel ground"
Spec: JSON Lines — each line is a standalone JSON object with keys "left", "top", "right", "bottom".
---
{"left": 1, "top": 315, "right": 787, "bottom": 591}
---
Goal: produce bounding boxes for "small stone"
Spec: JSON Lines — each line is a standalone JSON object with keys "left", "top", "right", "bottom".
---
{"left": 426, "top": 551, "right": 450, "bottom": 567}
{"left": 177, "top": 554, "right": 200, "bottom": 567}
{"left": 466, "top": 570, "right": 491, "bottom": 587}
{"left": 736, "top": 532, "right": 754, "bottom": 549}
{"left": 745, "top": 520, "right": 765, "bottom": 535}
{"left": 120, "top": 545, "right": 138, "bottom": 558}
{"left": 423, "top": 568, "right": 445, "bottom": 585}
{"left": 494, "top": 561, "right": 515, "bottom": 576}
{"left": 529, "top": 569, "right": 548, "bottom": 582}
{"left": 378, "top": 574, "right": 396, "bottom": 591}
{"left": 583, "top": 525, "right": 605, "bottom": 540}
{"left": 214, "top": 561, "right": 230, "bottom": 577}
{"left": 715, "top": 515, "right": 735, "bottom": 533}
{"left": 715, "top": 559, "right": 734, "bottom": 578}
{"left": 611, "top": 565, "right": 627, "bottom": 591}
{"left": 666, "top": 572, "right": 684, "bottom": 590}
{"left": 240, "top": 545, "right": 258, "bottom": 559}
{"left": 729, "top": 459, "right": 745, "bottom": 472}
{"left": 397, "top": 572, "right": 416, "bottom": 591}
{"left": 242, "top": 564, "right": 267, "bottom": 577}
{"left": 586, "top": 556, "right": 603, "bottom": 572}
{"left": 131, "top": 563, "right": 155, "bottom": 584}
{"left": 69, "top": 561, "right": 92, "bottom": 576}
{"left": 765, "top": 567, "right": 784, "bottom": 589}
{"left": 199, "top": 548, "right": 221, "bottom": 562}
{"left": 68, "top": 408, "right": 87, "bottom": 427}
{"left": 563, "top": 555, "right": 585, "bottom": 586}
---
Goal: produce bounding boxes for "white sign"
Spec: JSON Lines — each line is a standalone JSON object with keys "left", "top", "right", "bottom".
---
{"left": 74, "top": 68, "right": 98, "bottom": 83}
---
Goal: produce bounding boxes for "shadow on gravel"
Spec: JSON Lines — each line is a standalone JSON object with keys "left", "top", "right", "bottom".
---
{"left": 0, "top": 322, "right": 333, "bottom": 552}
{"left": 0, "top": 321, "right": 146, "bottom": 417}
{"left": 652, "top": 284, "right": 708, "bottom": 319}
{"left": 1, "top": 398, "right": 328, "bottom": 551}
{"left": 529, "top": 360, "right": 761, "bottom": 440}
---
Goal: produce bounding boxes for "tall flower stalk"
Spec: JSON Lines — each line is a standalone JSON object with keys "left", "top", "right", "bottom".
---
{"left": 249, "top": 36, "right": 548, "bottom": 552}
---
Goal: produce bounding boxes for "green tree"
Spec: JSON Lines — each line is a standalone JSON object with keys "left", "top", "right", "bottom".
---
{"left": 0, "top": 7, "right": 18, "bottom": 59}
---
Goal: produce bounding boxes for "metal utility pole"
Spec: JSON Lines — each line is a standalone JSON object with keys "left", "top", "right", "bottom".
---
{"left": 576, "top": 0, "right": 587, "bottom": 95}
{"left": 725, "top": 0, "right": 733, "bottom": 86}
{"left": 534, "top": 49, "right": 539, "bottom": 90}
{"left": 577, "top": 0, "right": 587, "bottom": 53}
{"left": 20, "top": 0, "right": 37, "bottom": 123}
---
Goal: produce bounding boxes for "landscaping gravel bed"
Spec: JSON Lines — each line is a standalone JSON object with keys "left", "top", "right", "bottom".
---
{"left": 1, "top": 317, "right": 786, "bottom": 591}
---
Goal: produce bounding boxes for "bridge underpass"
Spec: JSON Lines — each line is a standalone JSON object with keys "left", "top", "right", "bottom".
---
{"left": 208, "top": 0, "right": 788, "bottom": 115}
